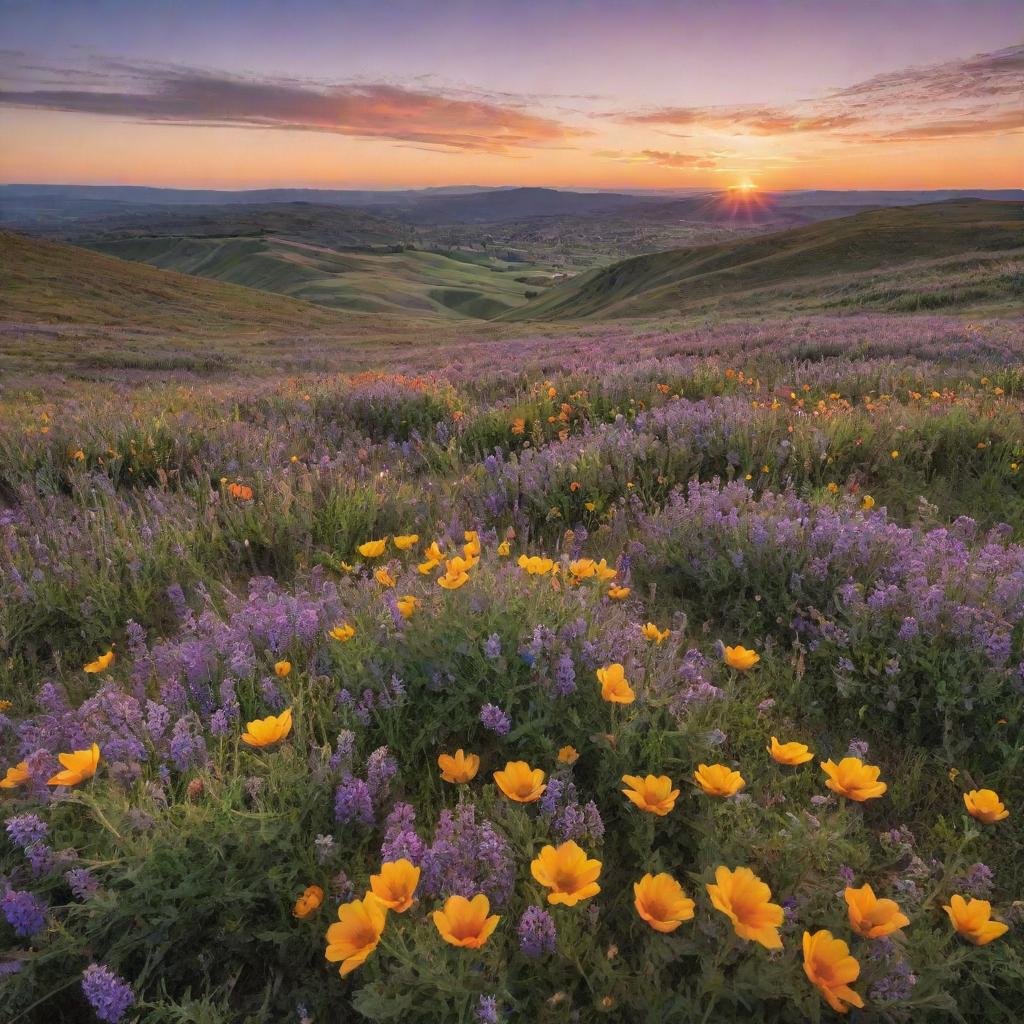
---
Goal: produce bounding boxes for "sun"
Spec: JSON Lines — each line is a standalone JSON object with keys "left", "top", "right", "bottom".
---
{"left": 729, "top": 179, "right": 758, "bottom": 193}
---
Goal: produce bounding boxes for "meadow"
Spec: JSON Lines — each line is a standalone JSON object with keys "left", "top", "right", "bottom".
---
{"left": 2, "top": 312, "right": 1023, "bottom": 1022}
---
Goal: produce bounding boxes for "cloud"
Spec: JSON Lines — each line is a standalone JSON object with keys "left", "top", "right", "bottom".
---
{"left": 0, "top": 63, "right": 584, "bottom": 153}
{"left": 637, "top": 150, "right": 719, "bottom": 170}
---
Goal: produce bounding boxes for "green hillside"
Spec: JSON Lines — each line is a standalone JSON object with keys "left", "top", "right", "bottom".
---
{"left": 89, "top": 235, "right": 543, "bottom": 319}
{"left": 501, "top": 200, "right": 1024, "bottom": 321}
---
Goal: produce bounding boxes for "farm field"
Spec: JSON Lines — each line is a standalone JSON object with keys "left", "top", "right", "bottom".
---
{"left": 1, "top": 308, "right": 1023, "bottom": 1022}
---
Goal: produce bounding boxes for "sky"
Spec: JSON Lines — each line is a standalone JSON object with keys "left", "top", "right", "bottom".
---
{"left": 0, "top": 0, "right": 1021, "bottom": 190}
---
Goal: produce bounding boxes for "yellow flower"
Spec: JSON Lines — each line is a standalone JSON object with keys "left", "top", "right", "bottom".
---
{"left": 396, "top": 594, "right": 419, "bottom": 619}
{"left": 274, "top": 660, "right": 292, "bottom": 677}
{"left": 438, "top": 555, "right": 471, "bottom": 589}
{"left": 531, "top": 840, "right": 602, "bottom": 906}
{"left": 393, "top": 534, "right": 419, "bottom": 550}
{"left": 606, "top": 585, "right": 630, "bottom": 600}
{"left": 72, "top": 448, "right": 86, "bottom": 461}
{"left": 557, "top": 745, "right": 579, "bottom": 765}
{"left": 511, "top": 417, "right": 526, "bottom": 435}
{"left": 622, "top": 774, "right": 679, "bottom": 816}
{"left": 328, "top": 623, "right": 356, "bottom": 643}
{"left": 241, "top": 709, "right": 293, "bottom": 748}
{"left": 374, "top": 567, "right": 396, "bottom": 588}
{"left": 802, "top": 929, "right": 865, "bottom": 1014}
{"left": 706, "top": 866, "right": 784, "bottom": 949}
{"left": 891, "top": 450, "right": 900, "bottom": 459}
{"left": 963, "top": 789, "right": 1009, "bottom": 824}
{"left": 861, "top": 495, "right": 875, "bottom": 510}
{"left": 0, "top": 699, "right": 11, "bottom": 711}
{"left": 640, "top": 623, "right": 671, "bottom": 645}
{"left": 585, "top": 501, "right": 597, "bottom": 511}
{"left": 418, "top": 557, "right": 442, "bottom": 575}
{"left": 0, "top": 761, "right": 31, "bottom": 789}
{"left": 844, "top": 884, "right": 909, "bottom": 939}
{"left": 722, "top": 645, "right": 759, "bottom": 670}
{"left": 497, "top": 540, "right": 511, "bottom": 556}
{"left": 827, "top": 482, "right": 839, "bottom": 494}
{"left": 370, "top": 859, "right": 420, "bottom": 912}
{"left": 325, "top": 893, "right": 387, "bottom": 976}
{"left": 438, "top": 749, "right": 480, "bottom": 784}
{"left": 518, "top": 554, "right": 555, "bottom": 575}
{"left": 47, "top": 743, "right": 100, "bottom": 787}
{"left": 768, "top": 736, "right": 814, "bottom": 766}
{"left": 594, "top": 558, "right": 617, "bottom": 582}
{"left": 569, "top": 558, "right": 597, "bottom": 579}
{"left": 422, "top": 541, "right": 444, "bottom": 562}
{"left": 694, "top": 763, "right": 745, "bottom": 797}
{"left": 358, "top": 539, "right": 388, "bottom": 558}
{"left": 84, "top": 650, "right": 115, "bottom": 674}
{"left": 943, "top": 895, "right": 1009, "bottom": 945}
{"left": 432, "top": 893, "right": 500, "bottom": 948}
{"left": 596, "top": 663, "right": 635, "bottom": 704}
{"left": 821, "top": 757, "right": 887, "bottom": 801}
{"left": 493, "top": 760, "right": 546, "bottom": 803}
{"left": 634, "top": 872, "right": 695, "bottom": 932}
{"left": 293, "top": 885, "right": 324, "bottom": 919}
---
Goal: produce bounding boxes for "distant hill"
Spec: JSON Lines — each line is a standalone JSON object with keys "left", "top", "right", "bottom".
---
{"left": 0, "top": 230, "right": 349, "bottom": 332}
{"left": 501, "top": 200, "right": 1024, "bottom": 321}
{"left": 392, "top": 187, "right": 653, "bottom": 224}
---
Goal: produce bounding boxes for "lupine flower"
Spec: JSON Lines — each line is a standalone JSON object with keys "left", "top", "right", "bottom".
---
{"left": 821, "top": 757, "right": 887, "bottom": 801}
{"left": 518, "top": 906, "right": 557, "bottom": 957}
{"left": 633, "top": 873, "right": 695, "bottom": 932}
{"left": 328, "top": 623, "right": 356, "bottom": 642}
{"left": 943, "top": 895, "right": 1009, "bottom": 945}
{"left": 621, "top": 774, "right": 679, "bottom": 816}
{"left": 438, "top": 749, "right": 480, "bottom": 784}
{"left": 530, "top": 841, "right": 602, "bottom": 906}
{"left": 292, "top": 885, "right": 324, "bottom": 919}
{"left": 768, "top": 736, "right": 814, "bottom": 765}
{"left": 241, "top": 709, "right": 292, "bottom": 748}
{"left": 81, "top": 964, "right": 135, "bottom": 1023}
{"left": 432, "top": 894, "right": 500, "bottom": 948}
{"left": 5, "top": 813, "right": 48, "bottom": 848}
{"left": 2, "top": 888, "right": 47, "bottom": 936}
{"left": 722, "top": 645, "right": 759, "bottom": 670}
{"left": 48, "top": 743, "right": 100, "bottom": 786}
{"left": 274, "top": 660, "right": 292, "bottom": 677}
{"left": 370, "top": 859, "right": 421, "bottom": 912}
{"left": 493, "top": 761, "right": 545, "bottom": 803}
{"left": 66, "top": 867, "right": 99, "bottom": 900}
{"left": 693, "top": 763, "right": 745, "bottom": 797}
{"left": 844, "top": 884, "right": 910, "bottom": 938}
{"left": 596, "top": 663, "right": 635, "bottom": 704}
{"left": 393, "top": 534, "right": 419, "bottom": 550}
{"left": 479, "top": 703, "right": 511, "bottom": 735}
{"left": 963, "top": 789, "right": 1009, "bottom": 823}
{"left": 802, "top": 930, "right": 865, "bottom": 1014}
{"left": 640, "top": 622, "right": 671, "bottom": 644}
{"left": 358, "top": 539, "right": 388, "bottom": 558}
{"left": 557, "top": 745, "right": 579, "bottom": 765}
{"left": 84, "top": 650, "right": 115, "bottom": 674}
{"left": 0, "top": 761, "right": 30, "bottom": 789}
{"left": 396, "top": 594, "right": 419, "bottom": 619}
{"left": 706, "top": 867, "right": 784, "bottom": 949}
{"left": 325, "top": 894, "right": 387, "bottom": 976}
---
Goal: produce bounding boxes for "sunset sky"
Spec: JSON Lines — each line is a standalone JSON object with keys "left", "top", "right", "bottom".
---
{"left": 0, "top": 0, "right": 1020, "bottom": 190}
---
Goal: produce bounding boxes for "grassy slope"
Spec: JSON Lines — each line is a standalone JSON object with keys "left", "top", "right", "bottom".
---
{"left": 89, "top": 235, "right": 539, "bottom": 319}
{"left": 502, "top": 200, "right": 1024, "bottom": 321}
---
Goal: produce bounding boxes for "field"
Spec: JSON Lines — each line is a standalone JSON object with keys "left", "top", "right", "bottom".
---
{"left": 2, "top": 277, "right": 1024, "bottom": 1022}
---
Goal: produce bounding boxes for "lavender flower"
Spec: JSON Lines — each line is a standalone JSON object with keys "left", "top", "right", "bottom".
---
{"left": 479, "top": 703, "right": 511, "bottom": 736}
{"left": 81, "top": 964, "right": 135, "bottom": 1023}
{"left": 2, "top": 888, "right": 47, "bottom": 936}
{"left": 518, "top": 906, "right": 557, "bottom": 957}
{"left": 476, "top": 995, "right": 499, "bottom": 1023}
{"left": 5, "top": 812, "right": 48, "bottom": 849}
{"left": 334, "top": 775, "right": 374, "bottom": 825}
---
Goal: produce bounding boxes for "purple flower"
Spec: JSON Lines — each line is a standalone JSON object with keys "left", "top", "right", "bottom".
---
{"left": 479, "top": 703, "right": 511, "bottom": 736}
{"left": 366, "top": 746, "right": 398, "bottom": 800}
{"left": 66, "top": 867, "right": 99, "bottom": 900}
{"left": 2, "top": 888, "right": 47, "bottom": 937}
{"left": 81, "top": 964, "right": 135, "bottom": 1024}
{"left": 5, "top": 812, "right": 48, "bottom": 849}
{"left": 484, "top": 634, "right": 502, "bottom": 660}
{"left": 518, "top": 906, "right": 557, "bottom": 957}
{"left": 847, "top": 738, "right": 870, "bottom": 759}
{"left": 334, "top": 775, "right": 374, "bottom": 825}
{"left": 476, "top": 995, "right": 499, "bottom": 1023}
{"left": 421, "top": 803, "right": 514, "bottom": 905}
{"left": 381, "top": 802, "right": 425, "bottom": 865}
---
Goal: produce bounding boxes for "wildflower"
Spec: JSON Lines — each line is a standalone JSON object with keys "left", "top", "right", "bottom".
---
{"left": 241, "top": 709, "right": 293, "bottom": 748}
{"left": 227, "top": 482, "right": 253, "bottom": 500}
{"left": 370, "top": 859, "right": 420, "bottom": 912}
{"left": 891, "top": 450, "right": 900, "bottom": 459}
{"left": 596, "top": 663, "right": 635, "bottom": 704}
{"left": 518, "top": 554, "right": 555, "bottom": 575}
{"left": 827, "top": 482, "right": 839, "bottom": 493}
{"left": 497, "top": 540, "right": 511, "bottom": 556}
{"left": 493, "top": 761, "right": 546, "bottom": 803}
{"left": 557, "top": 745, "right": 579, "bottom": 765}
{"left": 293, "top": 885, "right": 324, "bottom": 919}
{"left": 531, "top": 841, "right": 602, "bottom": 906}
{"left": 569, "top": 558, "right": 597, "bottom": 579}
{"left": 518, "top": 905, "right": 557, "bottom": 956}
{"left": 438, "top": 555, "right": 472, "bottom": 589}
{"left": 438, "top": 749, "right": 480, "bottom": 784}
{"left": 634, "top": 873, "right": 695, "bottom": 932}
{"left": 512, "top": 417, "right": 525, "bottom": 434}
{"left": 2, "top": 888, "right": 47, "bottom": 936}
{"left": 693, "top": 763, "right": 745, "bottom": 797}
{"left": 844, "top": 884, "right": 909, "bottom": 938}
{"left": 621, "top": 774, "right": 679, "bottom": 816}
{"left": 47, "top": 743, "right": 100, "bottom": 786}
{"left": 722, "top": 645, "right": 759, "bottom": 670}
{"left": 479, "top": 703, "right": 511, "bottom": 736}
{"left": 422, "top": 540, "right": 444, "bottom": 562}
{"left": 274, "top": 660, "right": 292, "bottom": 677}
{"left": 393, "top": 534, "right": 419, "bottom": 550}
{"left": 358, "top": 539, "right": 388, "bottom": 558}
{"left": 821, "top": 757, "right": 887, "bottom": 801}
{"left": 706, "top": 866, "right": 784, "bottom": 949}
{"left": 0, "top": 761, "right": 30, "bottom": 789}
{"left": 606, "top": 585, "right": 630, "bottom": 600}
{"left": 325, "top": 894, "right": 388, "bottom": 976}
{"left": 396, "top": 594, "right": 419, "bottom": 619}
{"left": 84, "top": 649, "right": 115, "bottom": 674}
{"left": 432, "top": 893, "right": 500, "bottom": 948}
{"left": 594, "top": 558, "right": 617, "bottom": 581}
{"left": 476, "top": 995, "right": 499, "bottom": 1024}
{"left": 861, "top": 495, "right": 875, "bottom": 510}
{"left": 768, "top": 736, "right": 814, "bottom": 765}
{"left": 374, "top": 567, "right": 396, "bottom": 588}
{"left": 802, "top": 930, "right": 865, "bottom": 1014}
{"left": 640, "top": 623, "right": 671, "bottom": 645}
{"left": 943, "top": 895, "right": 1009, "bottom": 945}
{"left": 81, "top": 964, "right": 135, "bottom": 1024}
{"left": 963, "top": 789, "right": 1009, "bottom": 824}
{"left": 328, "top": 623, "right": 356, "bottom": 642}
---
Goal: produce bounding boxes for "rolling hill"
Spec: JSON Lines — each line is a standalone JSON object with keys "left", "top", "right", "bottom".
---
{"left": 500, "top": 200, "right": 1024, "bottom": 320}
